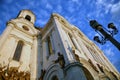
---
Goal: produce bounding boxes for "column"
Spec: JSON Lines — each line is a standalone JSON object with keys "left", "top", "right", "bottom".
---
{"left": 53, "top": 16, "right": 72, "bottom": 65}
{"left": 10, "top": 38, "right": 19, "bottom": 59}
{"left": 19, "top": 43, "right": 31, "bottom": 71}
{"left": 8, "top": 39, "right": 19, "bottom": 68}
{"left": 0, "top": 23, "right": 14, "bottom": 49}
{"left": 37, "top": 35, "right": 42, "bottom": 78}
{"left": 71, "top": 37, "right": 80, "bottom": 50}
{"left": 72, "top": 34, "right": 86, "bottom": 58}
{"left": 0, "top": 37, "right": 17, "bottom": 66}
{"left": 74, "top": 34, "right": 94, "bottom": 60}
{"left": 30, "top": 36, "right": 38, "bottom": 80}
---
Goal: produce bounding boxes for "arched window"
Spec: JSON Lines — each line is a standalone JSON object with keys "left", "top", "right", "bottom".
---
{"left": 51, "top": 75, "right": 58, "bottom": 80}
{"left": 13, "top": 41, "right": 24, "bottom": 61}
{"left": 25, "top": 15, "right": 31, "bottom": 21}
{"left": 47, "top": 36, "right": 53, "bottom": 55}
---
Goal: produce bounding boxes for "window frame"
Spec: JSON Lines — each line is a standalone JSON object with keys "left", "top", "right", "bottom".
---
{"left": 25, "top": 15, "right": 31, "bottom": 21}
{"left": 13, "top": 40, "right": 24, "bottom": 61}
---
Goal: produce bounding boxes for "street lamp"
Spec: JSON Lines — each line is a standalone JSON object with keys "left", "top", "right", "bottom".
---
{"left": 89, "top": 20, "right": 120, "bottom": 50}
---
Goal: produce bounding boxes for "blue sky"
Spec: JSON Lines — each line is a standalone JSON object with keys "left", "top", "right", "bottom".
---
{"left": 0, "top": 0, "right": 120, "bottom": 72}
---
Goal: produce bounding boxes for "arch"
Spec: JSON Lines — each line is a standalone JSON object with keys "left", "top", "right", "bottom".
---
{"left": 83, "top": 67, "right": 94, "bottom": 80}
{"left": 43, "top": 64, "right": 64, "bottom": 80}
{"left": 13, "top": 40, "right": 24, "bottom": 61}
{"left": 51, "top": 75, "right": 59, "bottom": 80}
{"left": 25, "top": 15, "right": 31, "bottom": 21}
{"left": 80, "top": 58, "right": 99, "bottom": 80}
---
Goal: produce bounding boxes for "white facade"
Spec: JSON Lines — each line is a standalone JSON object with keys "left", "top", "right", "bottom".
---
{"left": 0, "top": 10, "right": 119, "bottom": 80}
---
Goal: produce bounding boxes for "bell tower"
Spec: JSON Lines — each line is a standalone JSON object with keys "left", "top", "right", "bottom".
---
{"left": 18, "top": 10, "right": 36, "bottom": 23}
{"left": 0, "top": 10, "right": 38, "bottom": 79}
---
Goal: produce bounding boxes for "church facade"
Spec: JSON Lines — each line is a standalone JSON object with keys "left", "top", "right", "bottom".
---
{"left": 0, "top": 10, "right": 119, "bottom": 80}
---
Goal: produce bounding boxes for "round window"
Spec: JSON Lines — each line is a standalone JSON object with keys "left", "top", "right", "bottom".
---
{"left": 22, "top": 26, "right": 29, "bottom": 31}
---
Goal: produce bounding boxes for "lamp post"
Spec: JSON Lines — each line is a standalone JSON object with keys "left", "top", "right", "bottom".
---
{"left": 89, "top": 20, "right": 120, "bottom": 50}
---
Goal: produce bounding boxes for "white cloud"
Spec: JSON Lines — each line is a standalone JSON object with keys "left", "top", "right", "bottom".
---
{"left": 72, "top": 0, "right": 79, "bottom": 3}
{"left": 36, "top": 19, "right": 47, "bottom": 27}
{"left": 56, "top": 5, "right": 62, "bottom": 13}
{"left": 94, "top": 0, "right": 120, "bottom": 19}
{"left": 95, "top": 0, "right": 120, "bottom": 20}
{"left": 67, "top": 4, "right": 75, "bottom": 13}
{"left": 69, "top": 7, "right": 75, "bottom": 13}
{"left": 40, "top": 9, "right": 49, "bottom": 17}
{"left": 105, "top": 4, "right": 112, "bottom": 14}
{"left": 95, "top": 0, "right": 109, "bottom": 15}
{"left": 104, "top": 48, "right": 115, "bottom": 57}
{"left": 110, "top": 1, "right": 120, "bottom": 20}
{"left": 5, "top": 0, "right": 13, "bottom": 4}
{"left": 46, "top": 3, "right": 53, "bottom": 10}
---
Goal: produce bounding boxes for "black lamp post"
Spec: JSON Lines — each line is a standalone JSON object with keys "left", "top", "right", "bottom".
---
{"left": 89, "top": 20, "right": 120, "bottom": 50}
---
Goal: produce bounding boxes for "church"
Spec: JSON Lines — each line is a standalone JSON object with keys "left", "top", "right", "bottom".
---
{"left": 0, "top": 10, "right": 119, "bottom": 80}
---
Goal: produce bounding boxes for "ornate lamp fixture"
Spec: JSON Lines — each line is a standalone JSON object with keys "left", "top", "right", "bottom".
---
{"left": 89, "top": 20, "right": 120, "bottom": 50}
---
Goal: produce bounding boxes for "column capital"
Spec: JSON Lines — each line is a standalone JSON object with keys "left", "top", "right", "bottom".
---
{"left": 33, "top": 36, "right": 37, "bottom": 40}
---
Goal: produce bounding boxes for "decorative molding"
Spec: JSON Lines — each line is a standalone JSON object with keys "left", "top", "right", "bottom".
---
{"left": 64, "top": 62, "right": 83, "bottom": 71}
{"left": 8, "top": 19, "right": 38, "bottom": 36}
{"left": 9, "top": 34, "right": 33, "bottom": 46}
{"left": 0, "top": 66, "right": 30, "bottom": 79}
{"left": 43, "top": 64, "right": 64, "bottom": 80}
{"left": 41, "top": 26, "right": 54, "bottom": 42}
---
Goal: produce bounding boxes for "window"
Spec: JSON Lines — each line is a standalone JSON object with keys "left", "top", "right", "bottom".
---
{"left": 13, "top": 41, "right": 24, "bottom": 61}
{"left": 25, "top": 15, "right": 31, "bottom": 21}
{"left": 22, "top": 25, "right": 29, "bottom": 31}
{"left": 51, "top": 75, "right": 58, "bottom": 80}
{"left": 47, "top": 36, "right": 53, "bottom": 55}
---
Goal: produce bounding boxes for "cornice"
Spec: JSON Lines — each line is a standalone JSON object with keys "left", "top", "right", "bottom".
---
{"left": 52, "top": 13, "right": 73, "bottom": 29}
{"left": 9, "top": 18, "right": 34, "bottom": 27}
{"left": 41, "top": 20, "right": 53, "bottom": 35}
{"left": 41, "top": 26, "right": 54, "bottom": 42}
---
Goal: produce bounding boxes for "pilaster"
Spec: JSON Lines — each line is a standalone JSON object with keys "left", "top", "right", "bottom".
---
{"left": 0, "top": 23, "right": 14, "bottom": 49}
{"left": 37, "top": 34, "right": 42, "bottom": 78}
{"left": 53, "top": 16, "right": 74, "bottom": 65}
{"left": 30, "top": 36, "right": 38, "bottom": 79}
{"left": 19, "top": 43, "right": 31, "bottom": 72}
